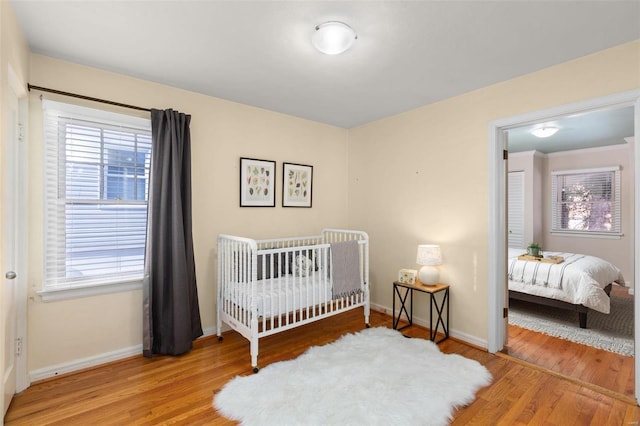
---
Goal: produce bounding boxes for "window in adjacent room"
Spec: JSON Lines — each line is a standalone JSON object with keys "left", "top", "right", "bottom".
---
{"left": 551, "top": 166, "right": 621, "bottom": 237}
{"left": 41, "top": 100, "right": 152, "bottom": 300}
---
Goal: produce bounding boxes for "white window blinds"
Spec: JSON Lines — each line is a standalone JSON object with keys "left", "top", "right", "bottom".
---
{"left": 551, "top": 166, "right": 621, "bottom": 236}
{"left": 43, "top": 100, "right": 152, "bottom": 290}
{"left": 507, "top": 171, "right": 525, "bottom": 248}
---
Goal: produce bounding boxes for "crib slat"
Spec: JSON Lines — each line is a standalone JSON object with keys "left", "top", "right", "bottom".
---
{"left": 217, "top": 230, "right": 369, "bottom": 370}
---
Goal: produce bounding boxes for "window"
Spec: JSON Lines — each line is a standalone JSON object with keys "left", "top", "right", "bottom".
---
{"left": 105, "top": 149, "right": 147, "bottom": 201}
{"left": 42, "top": 100, "right": 152, "bottom": 299}
{"left": 551, "top": 166, "right": 621, "bottom": 237}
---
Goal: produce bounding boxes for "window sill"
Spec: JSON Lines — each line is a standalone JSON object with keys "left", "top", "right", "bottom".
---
{"left": 550, "top": 231, "right": 623, "bottom": 240}
{"left": 38, "top": 279, "right": 143, "bottom": 302}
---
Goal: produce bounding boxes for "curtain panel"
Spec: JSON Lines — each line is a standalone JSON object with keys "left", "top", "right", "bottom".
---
{"left": 143, "top": 108, "right": 203, "bottom": 357}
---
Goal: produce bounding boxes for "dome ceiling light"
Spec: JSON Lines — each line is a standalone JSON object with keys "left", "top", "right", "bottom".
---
{"left": 531, "top": 127, "right": 559, "bottom": 138}
{"left": 312, "top": 21, "right": 357, "bottom": 55}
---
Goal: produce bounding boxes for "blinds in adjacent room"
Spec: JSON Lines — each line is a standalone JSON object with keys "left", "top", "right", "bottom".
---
{"left": 507, "top": 171, "right": 525, "bottom": 249}
{"left": 551, "top": 166, "right": 621, "bottom": 236}
{"left": 43, "top": 100, "right": 152, "bottom": 290}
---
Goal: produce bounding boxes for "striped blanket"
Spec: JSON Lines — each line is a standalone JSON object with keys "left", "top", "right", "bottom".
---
{"left": 508, "top": 253, "right": 586, "bottom": 289}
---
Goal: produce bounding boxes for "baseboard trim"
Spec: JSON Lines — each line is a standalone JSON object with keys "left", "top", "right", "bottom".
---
{"left": 29, "top": 309, "right": 486, "bottom": 383}
{"left": 29, "top": 327, "right": 220, "bottom": 383}
{"left": 370, "top": 303, "right": 487, "bottom": 349}
{"left": 30, "top": 344, "right": 143, "bottom": 383}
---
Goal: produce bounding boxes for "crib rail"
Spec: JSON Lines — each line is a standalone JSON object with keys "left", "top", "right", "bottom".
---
{"left": 217, "top": 229, "right": 370, "bottom": 371}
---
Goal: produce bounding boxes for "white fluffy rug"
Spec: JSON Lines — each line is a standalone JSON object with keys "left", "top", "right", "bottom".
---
{"left": 214, "top": 327, "right": 491, "bottom": 425}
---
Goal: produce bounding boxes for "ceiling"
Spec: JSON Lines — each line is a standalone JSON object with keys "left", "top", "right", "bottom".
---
{"left": 507, "top": 106, "right": 635, "bottom": 154}
{"left": 10, "top": 1, "right": 640, "bottom": 132}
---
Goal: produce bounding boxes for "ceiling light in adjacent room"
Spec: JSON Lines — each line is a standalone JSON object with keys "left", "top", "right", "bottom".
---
{"left": 531, "top": 127, "right": 559, "bottom": 138}
{"left": 312, "top": 21, "right": 357, "bottom": 55}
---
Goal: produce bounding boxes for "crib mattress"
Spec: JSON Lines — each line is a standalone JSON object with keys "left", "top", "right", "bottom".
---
{"left": 227, "top": 271, "right": 334, "bottom": 317}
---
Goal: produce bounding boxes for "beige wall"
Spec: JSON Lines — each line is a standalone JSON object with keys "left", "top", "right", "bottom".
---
{"left": 347, "top": 41, "right": 640, "bottom": 343}
{"left": 26, "top": 55, "right": 350, "bottom": 372}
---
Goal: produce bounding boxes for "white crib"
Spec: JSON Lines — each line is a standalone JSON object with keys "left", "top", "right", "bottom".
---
{"left": 217, "top": 228, "right": 370, "bottom": 372}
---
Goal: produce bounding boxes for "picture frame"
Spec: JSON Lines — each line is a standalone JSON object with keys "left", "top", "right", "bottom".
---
{"left": 240, "top": 157, "right": 276, "bottom": 207}
{"left": 282, "top": 162, "right": 313, "bottom": 208}
{"left": 398, "top": 269, "right": 417, "bottom": 284}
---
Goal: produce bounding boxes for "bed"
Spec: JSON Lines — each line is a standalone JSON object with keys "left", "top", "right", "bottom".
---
{"left": 217, "top": 229, "right": 370, "bottom": 371}
{"left": 508, "top": 248, "right": 625, "bottom": 328}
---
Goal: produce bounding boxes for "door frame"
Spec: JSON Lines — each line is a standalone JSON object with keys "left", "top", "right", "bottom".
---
{"left": 487, "top": 89, "right": 640, "bottom": 402}
{"left": 7, "top": 65, "right": 29, "bottom": 394}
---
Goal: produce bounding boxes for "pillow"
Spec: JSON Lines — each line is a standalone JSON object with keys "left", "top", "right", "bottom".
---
{"left": 280, "top": 249, "right": 323, "bottom": 276}
{"left": 293, "top": 254, "right": 314, "bottom": 277}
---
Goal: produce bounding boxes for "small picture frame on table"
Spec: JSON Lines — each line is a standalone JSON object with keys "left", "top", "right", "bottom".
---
{"left": 240, "top": 157, "right": 276, "bottom": 207}
{"left": 282, "top": 162, "right": 313, "bottom": 208}
{"left": 398, "top": 269, "right": 417, "bottom": 284}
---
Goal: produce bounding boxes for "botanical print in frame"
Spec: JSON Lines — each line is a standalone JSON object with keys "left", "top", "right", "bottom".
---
{"left": 283, "top": 162, "right": 313, "bottom": 208}
{"left": 240, "top": 157, "right": 276, "bottom": 207}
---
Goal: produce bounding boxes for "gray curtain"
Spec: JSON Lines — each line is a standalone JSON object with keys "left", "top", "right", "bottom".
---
{"left": 143, "top": 108, "right": 203, "bottom": 357}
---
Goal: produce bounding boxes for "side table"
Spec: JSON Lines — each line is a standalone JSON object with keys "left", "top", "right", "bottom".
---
{"left": 392, "top": 281, "right": 449, "bottom": 343}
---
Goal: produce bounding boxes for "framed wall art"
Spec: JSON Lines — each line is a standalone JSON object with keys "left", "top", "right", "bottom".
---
{"left": 240, "top": 157, "right": 276, "bottom": 207}
{"left": 398, "top": 269, "right": 417, "bottom": 284}
{"left": 282, "top": 162, "right": 313, "bottom": 208}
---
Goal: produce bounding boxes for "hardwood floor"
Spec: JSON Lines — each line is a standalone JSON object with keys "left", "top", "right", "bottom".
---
{"left": 506, "top": 284, "right": 635, "bottom": 399}
{"left": 5, "top": 308, "right": 640, "bottom": 425}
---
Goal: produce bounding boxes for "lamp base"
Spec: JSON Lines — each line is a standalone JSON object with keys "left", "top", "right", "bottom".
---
{"left": 419, "top": 266, "right": 439, "bottom": 285}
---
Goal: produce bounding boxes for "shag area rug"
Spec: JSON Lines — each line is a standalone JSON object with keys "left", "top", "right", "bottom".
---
{"left": 509, "top": 294, "right": 634, "bottom": 356}
{"left": 214, "top": 327, "right": 491, "bottom": 426}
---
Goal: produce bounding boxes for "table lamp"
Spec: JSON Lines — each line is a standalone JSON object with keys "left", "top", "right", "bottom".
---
{"left": 416, "top": 244, "right": 442, "bottom": 285}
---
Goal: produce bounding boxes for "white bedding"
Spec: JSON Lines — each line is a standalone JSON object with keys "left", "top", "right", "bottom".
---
{"left": 228, "top": 271, "right": 334, "bottom": 317}
{"left": 508, "top": 248, "right": 625, "bottom": 314}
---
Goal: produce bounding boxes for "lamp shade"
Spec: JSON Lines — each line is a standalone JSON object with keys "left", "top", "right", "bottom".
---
{"left": 416, "top": 244, "right": 442, "bottom": 266}
{"left": 416, "top": 244, "right": 441, "bottom": 285}
{"left": 312, "top": 21, "right": 357, "bottom": 55}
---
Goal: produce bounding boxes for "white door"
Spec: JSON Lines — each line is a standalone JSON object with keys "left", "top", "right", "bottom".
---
{"left": 507, "top": 171, "right": 525, "bottom": 249}
{"left": 2, "top": 85, "right": 20, "bottom": 417}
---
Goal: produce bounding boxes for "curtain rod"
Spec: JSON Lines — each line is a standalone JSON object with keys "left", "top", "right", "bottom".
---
{"left": 27, "top": 84, "right": 151, "bottom": 112}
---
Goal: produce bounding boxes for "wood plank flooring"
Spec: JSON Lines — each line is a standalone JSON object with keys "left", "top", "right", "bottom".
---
{"left": 5, "top": 308, "right": 640, "bottom": 425}
{"left": 506, "top": 284, "right": 635, "bottom": 398}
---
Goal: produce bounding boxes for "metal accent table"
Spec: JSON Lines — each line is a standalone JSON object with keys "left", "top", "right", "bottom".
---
{"left": 392, "top": 281, "right": 449, "bottom": 343}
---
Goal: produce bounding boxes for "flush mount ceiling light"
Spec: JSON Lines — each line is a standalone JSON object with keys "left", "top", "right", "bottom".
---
{"left": 531, "top": 127, "right": 559, "bottom": 138}
{"left": 312, "top": 21, "right": 357, "bottom": 55}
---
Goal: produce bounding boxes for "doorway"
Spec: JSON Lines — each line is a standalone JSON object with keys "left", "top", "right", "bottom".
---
{"left": 506, "top": 107, "right": 634, "bottom": 396}
{"left": 488, "top": 89, "right": 640, "bottom": 403}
